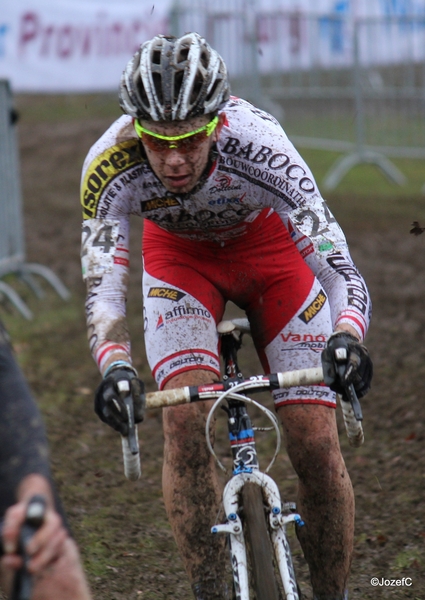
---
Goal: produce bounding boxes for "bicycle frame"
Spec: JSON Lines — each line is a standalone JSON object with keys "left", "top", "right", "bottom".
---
{"left": 209, "top": 323, "right": 301, "bottom": 600}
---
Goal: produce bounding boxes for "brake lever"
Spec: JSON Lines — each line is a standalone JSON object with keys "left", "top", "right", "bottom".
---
{"left": 334, "top": 347, "right": 363, "bottom": 422}
{"left": 117, "top": 380, "right": 141, "bottom": 481}
{"left": 341, "top": 383, "right": 363, "bottom": 421}
{"left": 117, "top": 381, "right": 138, "bottom": 455}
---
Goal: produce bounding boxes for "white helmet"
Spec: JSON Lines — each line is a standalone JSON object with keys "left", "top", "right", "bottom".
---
{"left": 119, "top": 33, "right": 230, "bottom": 121}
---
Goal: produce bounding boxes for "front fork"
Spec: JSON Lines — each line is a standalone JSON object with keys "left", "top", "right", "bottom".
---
{"left": 212, "top": 471, "right": 301, "bottom": 600}
{"left": 215, "top": 339, "right": 302, "bottom": 600}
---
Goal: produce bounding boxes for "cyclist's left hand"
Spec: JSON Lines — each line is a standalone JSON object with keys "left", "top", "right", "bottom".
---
{"left": 321, "top": 331, "right": 373, "bottom": 398}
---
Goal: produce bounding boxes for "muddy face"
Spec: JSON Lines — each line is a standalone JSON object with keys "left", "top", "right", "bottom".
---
{"left": 139, "top": 115, "right": 224, "bottom": 194}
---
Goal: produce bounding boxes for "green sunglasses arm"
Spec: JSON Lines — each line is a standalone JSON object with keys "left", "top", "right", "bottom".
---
{"left": 134, "top": 116, "right": 219, "bottom": 141}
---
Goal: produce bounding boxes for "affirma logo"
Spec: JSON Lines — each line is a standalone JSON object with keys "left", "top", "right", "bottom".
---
{"left": 164, "top": 304, "right": 212, "bottom": 320}
{"left": 155, "top": 315, "right": 164, "bottom": 330}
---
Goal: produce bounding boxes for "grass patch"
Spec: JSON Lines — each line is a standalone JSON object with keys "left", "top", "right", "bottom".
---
{"left": 15, "top": 93, "right": 121, "bottom": 124}
{"left": 297, "top": 147, "right": 425, "bottom": 201}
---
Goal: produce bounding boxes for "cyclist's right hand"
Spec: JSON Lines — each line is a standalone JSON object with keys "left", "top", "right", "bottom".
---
{"left": 321, "top": 331, "right": 373, "bottom": 399}
{"left": 95, "top": 367, "right": 145, "bottom": 436}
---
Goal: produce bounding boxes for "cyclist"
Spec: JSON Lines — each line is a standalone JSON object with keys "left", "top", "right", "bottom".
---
{"left": 0, "top": 321, "right": 92, "bottom": 600}
{"left": 81, "top": 33, "right": 373, "bottom": 600}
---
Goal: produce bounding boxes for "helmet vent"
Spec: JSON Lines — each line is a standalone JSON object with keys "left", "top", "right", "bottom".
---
{"left": 135, "top": 77, "right": 150, "bottom": 113}
{"left": 190, "top": 77, "right": 203, "bottom": 106}
{"left": 152, "top": 72, "right": 163, "bottom": 105}
{"left": 200, "top": 50, "right": 209, "bottom": 69}
{"left": 176, "top": 47, "right": 189, "bottom": 64}
{"left": 174, "top": 71, "right": 184, "bottom": 103}
{"left": 152, "top": 49, "right": 161, "bottom": 65}
{"left": 206, "top": 78, "right": 220, "bottom": 102}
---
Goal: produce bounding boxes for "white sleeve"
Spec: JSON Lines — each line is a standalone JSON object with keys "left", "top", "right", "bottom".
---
{"left": 285, "top": 197, "right": 371, "bottom": 340}
{"left": 81, "top": 216, "right": 133, "bottom": 373}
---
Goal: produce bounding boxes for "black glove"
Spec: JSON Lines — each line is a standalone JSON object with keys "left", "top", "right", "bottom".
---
{"left": 95, "top": 367, "right": 145, "bottom": 436}
{"left": 321, "top": 332, "right": 373, "bottom": 399}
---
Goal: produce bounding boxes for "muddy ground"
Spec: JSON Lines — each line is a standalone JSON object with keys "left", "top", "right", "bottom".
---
{"left": 2, "top": 105, "right": 424, "bottom": 599}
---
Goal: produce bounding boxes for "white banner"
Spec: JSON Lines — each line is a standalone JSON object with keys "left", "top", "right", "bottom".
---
{"left": 1, "top": 0, "right": 425, "bottom": 92}
{"left": 0, "top": 0, "right": 173, "bottom": 92}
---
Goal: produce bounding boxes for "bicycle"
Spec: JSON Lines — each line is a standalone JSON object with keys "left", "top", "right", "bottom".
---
{"left": 119, "top": 318, "right": 364, "bottom": 600}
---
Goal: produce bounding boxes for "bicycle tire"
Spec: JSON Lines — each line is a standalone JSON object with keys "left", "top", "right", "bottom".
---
{"left": 242, "top": 482, "right": 280, "bottom": 600}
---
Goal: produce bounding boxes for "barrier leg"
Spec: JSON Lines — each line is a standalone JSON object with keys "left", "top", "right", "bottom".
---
{"left": 0, "top": 281, "right": 33, "bottom": 320}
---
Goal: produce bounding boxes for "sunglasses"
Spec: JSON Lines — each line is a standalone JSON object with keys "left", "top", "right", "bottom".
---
{"left": 134, "top": 116, "right": 219, "bottom": 153}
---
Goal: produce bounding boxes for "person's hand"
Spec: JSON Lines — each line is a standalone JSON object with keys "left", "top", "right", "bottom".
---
{"left": 1, "top": 483, "right": 67, "bottom": 576}
{"left": 94, "top": 367, "right": 145, "bottom": 436}
{"left": 0, "top": 475, "right": 93, "bottom": 600}
{"left": 321, "top": 331, "right": 373, "bottom": 398}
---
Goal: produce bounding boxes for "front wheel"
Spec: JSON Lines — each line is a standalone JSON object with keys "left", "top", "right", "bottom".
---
{"left": 241, "top": 482, "right": 280, "bottom": 600}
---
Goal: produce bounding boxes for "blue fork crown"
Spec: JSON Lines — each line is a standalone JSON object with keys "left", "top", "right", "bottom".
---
{"left": 233, "top": 464, "right": 253, "bottom": 475}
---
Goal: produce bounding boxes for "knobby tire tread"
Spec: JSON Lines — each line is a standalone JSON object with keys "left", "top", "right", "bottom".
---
{"left": 242, "top": 482, "right": 280, "bottom": 600}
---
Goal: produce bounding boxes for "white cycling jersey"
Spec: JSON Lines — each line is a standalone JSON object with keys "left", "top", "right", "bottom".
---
{"left": 80, "top": 97, "right": 371, "bottom": 375}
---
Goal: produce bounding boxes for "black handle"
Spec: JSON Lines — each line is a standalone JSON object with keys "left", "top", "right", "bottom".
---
{"left": 10, "top": 495, "right": 46, "bottom": 600}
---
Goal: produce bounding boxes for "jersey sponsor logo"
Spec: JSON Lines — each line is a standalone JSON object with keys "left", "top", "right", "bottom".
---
{"left": 220, "top": 136, "right": 315, "bottom": 195}
{"left": 156, "top": 315, "right": 165, "bottom": 330}
{"left": 148, "top": 287, "right": 186, "bottom": 301}
{"left": 300, "top": 244, "right": 314, "bottom": 259}
{"left": 281, "top": 340, "right": 326, "bottom": 354}
{"left": 143, "top": 180, "right": 162, "bottom": 190}
{"left": 146, "top": 205, "right": 252, "bottom": 231}
{"left": 318, "top": 240, "right": 334, "bottom": 253}
{"left": 81, "top": 140, "right": 142, "bottom": 219}
{"left": 164, "top": 304, "right": 212, "bottom": 321}
{"left": 169, "top": 355, "right": 205, "bottom": 369}
{"left": 142, "top": 197, "right": 181, "bottom": 212}
{"left": 280, "top": 332, "right": 327, "bottom": 343}
{"left": 218, "top": 156, "right": 303, "bottom": 210}
{"left": 275, "top": 387, "right": 333, "bottom": 401}
{"left": 298, "top": 289, "right": 327, "bottom": 323}
{"left": 326, "top": 253, "right": 368, "bottom": 315}
{"left": 208, "top": 173, "right": 242, "bottom": 193}
{"left": 207, "top": 194, "right": 245, "bottom": 207}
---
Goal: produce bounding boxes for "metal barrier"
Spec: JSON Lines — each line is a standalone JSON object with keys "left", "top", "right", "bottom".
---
{"left": 170, "top": 2, "right": 425, "bottom": 190}
{"left": 0, "top": 80, "right": 70, "bottom": 319}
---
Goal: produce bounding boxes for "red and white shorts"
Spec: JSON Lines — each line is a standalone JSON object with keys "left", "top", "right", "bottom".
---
{"left": 142, "top": 210, "right": 336, "bottom": 408}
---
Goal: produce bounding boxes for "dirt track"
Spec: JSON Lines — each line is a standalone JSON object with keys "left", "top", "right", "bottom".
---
{"left": 3, "top": 112, "right": 424, "bottom": 599}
